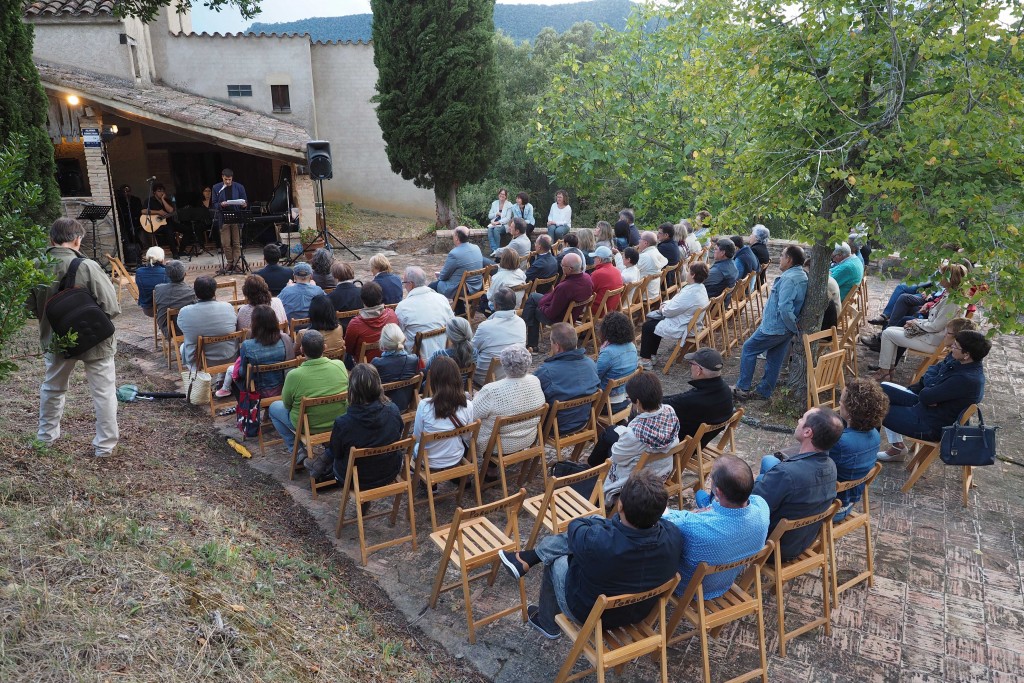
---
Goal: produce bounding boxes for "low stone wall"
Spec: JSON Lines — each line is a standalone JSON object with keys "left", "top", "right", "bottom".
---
{"left": 433, "top": 227, "right": 491, "bottom": 253}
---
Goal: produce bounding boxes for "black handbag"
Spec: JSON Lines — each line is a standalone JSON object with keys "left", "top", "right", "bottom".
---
{"left": 940, "top": 408, "right": 997, "bottom": 466}
{"left": 44, "top": 258, "right": 115, "bottom": 358}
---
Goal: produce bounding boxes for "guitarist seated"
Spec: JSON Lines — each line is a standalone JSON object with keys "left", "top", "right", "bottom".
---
{"left": 141, "top": 184, "right": 181, "bottom": 258}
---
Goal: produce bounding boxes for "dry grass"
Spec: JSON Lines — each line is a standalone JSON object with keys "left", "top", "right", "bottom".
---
{"left": 0, "top": 329, "right": 483, "bottom": 683}
{"left": 324, "top": 202, "right": 435, "bottom": 244}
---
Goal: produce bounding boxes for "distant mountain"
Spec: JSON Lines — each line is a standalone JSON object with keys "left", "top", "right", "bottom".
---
{"left": 246, "top": 0, "right": 637, "bottom": 43}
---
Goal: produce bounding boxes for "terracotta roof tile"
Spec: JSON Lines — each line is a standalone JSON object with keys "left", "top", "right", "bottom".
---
{"left": 24, "top": 0, "right": 114, "bottom": 17}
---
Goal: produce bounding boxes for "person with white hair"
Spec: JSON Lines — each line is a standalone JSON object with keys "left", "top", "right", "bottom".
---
{"left": 371, "top": 323, "right": 420, "bottom": 412}
{"left": 135, "top": 246, "right": 169, "bottom": 316}
{"left": 521, "top": 252, "right": 594, "bottom": 351}
{"left": 829, "top": 241, "right": 864, "bottom": 302}
{"left": 396, "top": 266, "right": 454, "bottom": 361}
{"left": 636, "top": 231, "right": 668, "bottom": 302}
{"left": 677, "top": 220, "right": 702, "bottom": 258}
{"left": 472, "top": 287, "right": 526, "bottom": 386}
{"left": 472, "top": 344, "right": 547, "bottom": 479}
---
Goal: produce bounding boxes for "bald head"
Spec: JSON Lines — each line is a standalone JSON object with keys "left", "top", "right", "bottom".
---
{"left": 561, "top": 252, "right": 582, "bottom": 273}
{"left": 710, "top": 454, "right": 754, "bottom": 506}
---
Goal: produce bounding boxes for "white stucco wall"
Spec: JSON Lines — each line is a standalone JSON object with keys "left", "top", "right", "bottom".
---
{"left": 30, "top": 19, "right": 139, "bottom": 81}
{"left": 310, "top": 42, "right": 435, "bottom": 219}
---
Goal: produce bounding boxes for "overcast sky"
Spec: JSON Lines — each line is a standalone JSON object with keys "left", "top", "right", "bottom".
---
{"left": 191, "top": 0, "right": 588, "bottom": 34}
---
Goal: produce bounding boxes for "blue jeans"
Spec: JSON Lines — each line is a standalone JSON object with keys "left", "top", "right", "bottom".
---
{"left": 487, "top": 225, "right": 505, "bottom": 253}
{"left": 736, "top": 329, "right": 793, "bottom": 398}
{"left": 268, "top": 400, "right": 297, "bottom": 453}
{"left": 534, "top": 532, "right": 579, "bottom": 632}
{"left": 547, "top": 224, "right": 570, "bottom": 241}
{"left": 880, "top": 382, "right": 938, "bottom": 443}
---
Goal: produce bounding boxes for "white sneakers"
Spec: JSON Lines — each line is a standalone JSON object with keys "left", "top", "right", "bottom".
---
{"left": 876, "top": 444, "right": 908, "bottom": 463}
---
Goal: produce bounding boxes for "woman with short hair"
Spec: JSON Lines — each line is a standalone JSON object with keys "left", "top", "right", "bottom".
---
{"left": 511, "top": 191, "right": 535, "bottom": 237}
{"left": 310, "top": 247, "right": 337, "bottom": 289}
{"left": 371, "top": 323, "right": 421, "bottom": 411}
{"left": 328, "top": 261, "right": 363, "bottom": 319}
{"left": 236, "top": 274, "right": 286, "bottom": 331}
{"left": 413, "top": 356, "right": 474, "bottom": 470}
{"left": 369, "top": 253, "right": 403, "bottom": 304}
{"left": 484, "top": 248, "right": 527, "bottom": 312}
{"left": 136, "top": 246, "right": 169, "bottom": 316}
{"left": 829, "top": 378, "right": 889, "bottom": 521}
{"left": 596, "top": 311, "right": 639, "bottom": 415}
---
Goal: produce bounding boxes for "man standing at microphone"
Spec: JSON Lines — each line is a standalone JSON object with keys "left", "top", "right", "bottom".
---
{"left": 213, "top": 168, "right": 248, "bottom": 274}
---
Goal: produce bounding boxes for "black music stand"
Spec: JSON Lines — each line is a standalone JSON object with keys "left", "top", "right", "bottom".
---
{"left": 220, "top": 210, "right": 252, "bottom": 273}
{"left": 176, "top": 207, "right": 214, "bottom": 260}
{"left": 76, "top": 204, "right": 112, "bottom": 260}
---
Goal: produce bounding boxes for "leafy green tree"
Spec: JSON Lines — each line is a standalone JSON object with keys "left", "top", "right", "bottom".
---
{"left": 1, "top": 3, "right": 60, "bottom": 223}
{"left": 372, "top": 0, "right": 502, "bottom": 229}
{"left": 114, "top": 0, "right": 261, "bottom": 23}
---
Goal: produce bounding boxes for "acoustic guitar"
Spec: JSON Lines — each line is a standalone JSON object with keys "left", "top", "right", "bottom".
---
{"left": 141, "top": 213, "right": 170, "bottom": 233}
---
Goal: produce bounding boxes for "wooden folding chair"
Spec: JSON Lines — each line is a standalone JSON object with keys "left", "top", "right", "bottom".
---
{"left": 412, "top": 327, "right": 447, "bottom": 363}
{"left": 451, "top": 266, "right": 490, "bottom": 323}
{"left": 637, "top": 441, "right": 691, "bottom": 511}
{"left": 381, "top": 373, "right": 422, "bottom": 435}
{"left": 228, "top": 297, "right": 246, "bottom": 312}
{"left": 727, "top": 272, "right": 756, "bottom": 344}
{"left": 596, "top": 367, "right": 640, "bottom": 430}
{"left": 530, "top": 273, "right": 558, "bottom": 296}
{"left": 336, "top": 308, "right": 360, "bottom": 328}
{"left": 569, "top": 293, "right": 599, "bottom": 358}
{"left": 429, "top": 489, "right": 528, "bottom": 644}
{"left": 415, "top": 420, "right": 484, "bottom": 532}
{"left": 289, "top": 316, "right": 311, "bottom": 342}
{"left": 704, "top": 292, "right": 729, "bottom": 356}
{"left": 661, "top": 261, "right": 684, "bottom": 299}
{"left": 166, "top": 307, "right": 185, "bottom": 372}
{"left": 902, "top": 403, "right": 979, "bottom": 506}
{"left": 523, "top": 460, "right": 610, "bottom": 547}
{"left": 196, "top": 330, "right": 246, "bottom": 417}
{"left": 762, "top": 500, "right": 841, "bottom": 657}
{"left": 620, "top": 280, "right": 646, "bottom": 328}
{"left": 661, "top": 303, "right": 712, "bottom": 374}
{"left": 288, "top": 392, "right": 348, "bottom": 481}
{"left": 838, "top": 304, "right": 862, "bottom": 377}
{"left": 356, "top": 340, "right": 380, "bottom": 364}
{"left": 150, "top": 299, "right": 161, "bottom": 351}
{"left": 554, "top": 574, "right": 680, "bottom": 683}
{"left": 335, "top": 437, "right": 418, "bottom": 565}
{"left": 509, "top": 280, "right": 532, "bottom": 316}
{"left": 802, "top": 327, "right": 845, "bottom": 409}
{"left": 480, "top": 404, "right": 549, "bottom": 498}
{"left": 640, "top": 272, "right": 663, "bottom": 314}
{"left": 244, "top": 358, "right": 301, "bottom": 456}
{"left": 830, "top": 463, "right": 882, "bottom": 604}
{"left": 594, "top": 285, "right": 624, "bottom": 320}
{"left": 215, "top": 278, "right": 239, "bottom": 301}
{"left": 666, "top": 542, "right": 775, "bottom": 683}
{"left": 542, "top": 391, "right": 603, "bottom": 462}
{"left": 480, "top": 356, "right": 501, "bottom": 386}
{"left": 105, "top": 253, "right": 138, "bottom": 302}
{"left": 682, "top": 409, "right": 744, "bottom": 494}
{"left": 909, "top": 341, "right": 948, "bottom": 385}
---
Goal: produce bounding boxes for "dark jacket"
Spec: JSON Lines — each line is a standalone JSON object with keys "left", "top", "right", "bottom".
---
{"left": 627, "top": 224, "right": 641, "bottom": 247}
{"left": 704, "top": 258, "right": 739, "bottom": 299}
{"left": 312, "top": 272, "right": 338, "bottom": 290}
{"left": 374, "top": 272, "right": 404, "bottom": 305}
{"left": 911, "top": 359, "right": 985, "bottom": 435}
{"left": 372, "top": 352, "right": 421, "bottom": 411}
{"left": 328, "top": 281, "right": 364, "bottom": 326}
{"left": 525, "top": 252, "right": 558, "bottom": 291}
{"left": 538, "top": 272, "right": 594, "bottom": 323}
{"left": 751, "top": 451, "right": 837, "bottom": 561}
{"left": 135, "top": 264, "right": 169, "bottom": 311}
{"left": 750, "top": 242, "right": 771, "bottom": 266}
{"left": 664, "top": 377, "right": 735, "bottom": 443}
{"left": 657, "top": 240, "right": 681, "bottom": 266}
{"left": 329, "top": 400, "right": 405, "bottom": 488}
{"left": 533, "top": 347, "right": 600, "bottom": 433}
{"left": 734, "top": 245, "right": 759, "bottom": 280}
{"left": 565, "top": 515, "right": 682, "bottom": 628}
{"left": 254, "top": 263, "right": 293, "bottom": 297}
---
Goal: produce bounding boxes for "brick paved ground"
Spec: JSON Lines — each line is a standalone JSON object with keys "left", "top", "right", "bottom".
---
{"left": 114, "top": 241, "right": 1024, "bottom": 682}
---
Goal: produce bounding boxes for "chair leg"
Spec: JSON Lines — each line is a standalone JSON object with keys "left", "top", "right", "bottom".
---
{"left": 901, "top": 446, "right": 940, "bottom": 493}
{"left": 961, "top": 466, "right": 974, "bottom": 507}
{"left": 775, "top": 574, "right": 787, "bottom": 657}
{"left": 462, "top": 565, "right": 477, "bottom": 644}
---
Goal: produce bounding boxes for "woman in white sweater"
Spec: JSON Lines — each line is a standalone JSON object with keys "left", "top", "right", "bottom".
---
{"left": 484, "top": 248, "right": 527, "bottom": 312}
{"left": 638, "top": 261, "right": 710, "bottom": 369}
{"left": 472, "top": 344, "right": 547, "bottom": 480}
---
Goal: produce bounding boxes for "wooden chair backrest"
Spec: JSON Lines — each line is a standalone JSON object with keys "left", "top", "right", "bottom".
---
{"left": 483, "top": 356, "right": 501, "bottom": 385}
{"left": 295, "top": 391, "right": 349, "bottom": 438}
{"left": 412, "top": 327, "right": 447, "bottom": 359}
{"left": 561, "top": 293, "right": 596, "bottom": 324}
{"left": 357, "top": 340, "right": 380, "bottom": 364}
{"left": 595, "top": 286, "right": 624, "bottom": 319}
{"left": 381, "top": 373, "right": 423, "bottom": 417}
{"left": 289, "top": 317, "right": 311, "bottom": 341}
{"left": 196, "top": 330, "right": 246, "bottom": 374}
{"left": 677, "top": 542, "right": 775, "bottom": 609}
{"left": 336, "top": 308, "right": 360, "bottom": 324}
{"left": 482, "top": 404, "right": 549, "bottom": 463}
{"left": 542, "top": 391, "right": 603, "bottom": 437}
{"left": 598, "top": 367, "right": 640, "bottom": 426}
{"left": 767, "top": 500, "right": 841, "bottom": 545}
{"left": 215, "top": 279, "right": 239, "bottom": 301}
{"left": 802, "top": 326, "right": 839, "bottom": 361}
{"left": 244, "top": 357, "right": 301, "bottom": 393}
{"left": 835, "top": 462, "right": 882, "bottom": 495}
{"left": 531, "top": 273, "right": 558, "bottom": 295}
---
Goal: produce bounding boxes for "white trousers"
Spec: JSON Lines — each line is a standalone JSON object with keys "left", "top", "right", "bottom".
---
{"left": 38, "top": 353, "right": 119, "bottom": 456}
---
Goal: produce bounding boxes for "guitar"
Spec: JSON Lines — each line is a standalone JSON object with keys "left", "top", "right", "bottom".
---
{"left": 141, "top": 214, "right": 169, "bottom": 233}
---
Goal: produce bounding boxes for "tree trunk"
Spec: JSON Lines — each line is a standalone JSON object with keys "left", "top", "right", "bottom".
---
{"left": 434, "top": 183, "right": 459, "bottom": 230}
{"left": 790, "top": 241, "right": 833, "bottom": 399}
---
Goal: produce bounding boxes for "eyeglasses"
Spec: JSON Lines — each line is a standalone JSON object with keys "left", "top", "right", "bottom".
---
{"left": 950, "top": 343, "right": 962, "bottom": 351}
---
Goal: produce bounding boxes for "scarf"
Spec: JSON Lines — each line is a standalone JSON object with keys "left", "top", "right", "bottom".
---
{"left": 630, "top": 405, "right": 680, "bottom": 452}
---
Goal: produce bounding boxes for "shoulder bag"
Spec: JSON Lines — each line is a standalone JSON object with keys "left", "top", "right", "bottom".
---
{"left": 44, "top": 258, "right": 115, "bottom": 358}
{"left": 940, "top": 408, "right": 998, "bottom": 466}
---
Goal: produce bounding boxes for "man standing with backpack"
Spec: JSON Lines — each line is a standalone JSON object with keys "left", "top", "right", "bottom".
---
{"left": 29, "top": 218, "right": 121, "bottom": 457}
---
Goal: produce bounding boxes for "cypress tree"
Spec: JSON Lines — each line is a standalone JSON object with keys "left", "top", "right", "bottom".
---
{"left": 371, "top": 0, "right": 501, "bottom": 229}
{"left": 0, "top": 4, "right": 60, "bottom": 223}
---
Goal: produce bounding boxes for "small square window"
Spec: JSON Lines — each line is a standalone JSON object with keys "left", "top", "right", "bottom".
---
{"left": 271, "top": 84, "right": 291, "bottom": 113}
{"left": 227, "top": 84, "right": 252, "bottom": 97}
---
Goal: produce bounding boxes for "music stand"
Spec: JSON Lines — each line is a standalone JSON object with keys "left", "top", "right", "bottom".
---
{"left": 76, "top": 204, "right": 112, "bottom": 260}
{"left": 176, "top": 207, "right": 214, "bottom": 260}
{"left": 220, "top": 210, "right": 252, "bottom": 273}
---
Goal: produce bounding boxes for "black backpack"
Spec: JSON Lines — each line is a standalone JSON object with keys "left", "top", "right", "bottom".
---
{"left": 44, "top": 258, "right": 115, "bottom": 358}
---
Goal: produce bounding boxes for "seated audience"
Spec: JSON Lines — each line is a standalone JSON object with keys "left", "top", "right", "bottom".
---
{"left": 677, "top": 220, "right": 703, "bottom": 259}
{"left": 176, "top": 275, "right": 237, "bottom": 370}
{"left": 613, "top": 218, "right": 631, "bottom": 251}
{"left": 620, "top": 209, "right": 641, "bottom": 246}
{"left": 596, "top": 312, "right": 639, "bottom": 417}
{"left": 370, "top": 253, "right": 404, "bottom": 305}
{"left": 234, "top": 304, "right": 296, "bottom": 397}
{"left": 254, "top": 243, "right": 293, "bottom": 296}
{"left": 664, "top": 348, "right": 734, "bottom": 442}
{"left": 278, "top": 262, "right": 325, "bottom": 321}
{"left": 554, "top": 232, "right": 586, "bottom": 269}
{"left": 412, "top": 356, "right": 474, "bottom": 469}
{"left": 638, "top": 261, "right": 709, "bottom": 369}
{"left": 663, "top": 455, "right": 770, "bottom": 597}
{"left": 878, "top": 329, "right": 990, "bottom": 462}
{"left": 136, "top": 246, "right": 169, "bottom": 316}
{"left": 268, "top": 330, "right": 349, "bottom": 459}
{"left": 328, "top": 261, "right": 364, "bottom": 323}
{"left": 498, "top": 470, "right": 682, "bottom": 639}
{"left": 396, "top": 266, "right": 455, "bottom": 361}
{"left": 308, "top": 363, "right": 405, "bottom": 488}
{"left": 751, "top": 407, "right": 843, "bottom": 560}
{"left": 829, "top": 242, "right": 864, "bottom": 302}
{"left": 472, "top": 344, "right": 547, "bottom": 479}
{"left": 525, "top": 235, "right": 558, "bottom": 291}
{"left": 588, "top": 246, "right": 623, "bottom": 315}
{"left": 426, "top": 317, "right": 476, "bottom": 377}
{"left": 576, "top": 228, "right": 597, "bottom": 267}
{"left": 747, "top": 224, "right": 771, "bottom": 269}
{"left": 431, "top": 226, "right": 483, "bottom": 298}
{"left": 471, "top": 287, "right": 526, "bottom": 386}
{"left": 310, "top": 247, "right": 337, "bottom": 289}
{"left": 656, "top": 222, "right": 681, "bottom": 271}
{"left": 483, "top": 248, "right": 526, "bottom": 313}
{"left": 522, "top": 252, "right": 594, "bottom": 351}
{"left": 493, "top": 217, "right": 531, "bottom": 259}
{"left": 371, "top": 324, "right": 422, "bottom": 412}
{"left": 826, "top": 378, "right": 888, "bottom": 521}
{"left": 153, "top": 259, "right": 196, "bottom": 339}
{"left": 637, "top": 231, "right": 668, "bottom": 302}
{"left": 533, "top": 323, "right": 600, "bottom": 435}
{"left": 236, "top": 274, "right": 286, "bottom": 331}
{"left": 705, "top": 238, "right": 739, "bottom": 299}
{"left": 587, "top": 371, "right": 681, "bottom": 499}
{"left": 297, "top": 294, "right": 346, "bottom": 356}
{"left": 731, "top": 235, "right": 759, "bottom": 281}
{"left": 594, "top": 220, "right": 615, "bottom": 250}
{"left": 345, "top": 281, "right": 400, "bottom": 367}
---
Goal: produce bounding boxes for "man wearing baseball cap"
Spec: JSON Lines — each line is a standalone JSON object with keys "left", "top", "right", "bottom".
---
{"left": 588, "top": 245, "right": 623, "bottom": 315}
{"left": 664, "top": 348, "right": 735, "bottom": 441}
{"left": 278, "top": 261, "right": 325, "bottom": 321}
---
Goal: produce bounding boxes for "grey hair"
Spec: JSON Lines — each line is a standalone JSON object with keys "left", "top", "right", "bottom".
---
{"left": 833, "top": 242, "right": 852, "bottom": 257}
{"left": 675, "top": 222, "right": 689, "bottom": 238}
{"left": 379, "top": 323, "right": 406, "bottom": 352}
{"left": 310, "top": 247, "right": 334, "bottom": 274}
{"left": 50, "top": 217, "right": 85, "bottom": 245}
{"left": 500, "top": 344, "right": 532, "bottom": 379}
{"left": 165, "top": 259, "right": 187, "bottom": 283}
{"left": 404, "top": 266, "right": 426, "bottom": 288}
{"left": 493, "top": 287, "right": 516, "bottom": 312}
{"left": 561, "top": 252, "right": 582, "bottom": 272}
{"left": 640, "top": 231, "right": 658, "bottom": 246}
{"left": 446, "top": 316, "right": 473, "bottom": 344}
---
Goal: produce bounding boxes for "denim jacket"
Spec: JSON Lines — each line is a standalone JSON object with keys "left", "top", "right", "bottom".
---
{"left": 760, "top": 266, "right": 807, "bottom": 336}
{"left": 596, "top": 343, "right": 638, "bottom": 405}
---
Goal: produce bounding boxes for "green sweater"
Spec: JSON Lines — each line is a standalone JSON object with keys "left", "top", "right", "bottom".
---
{"left": 281, "top": 357, "right": 349, "bottom": 431}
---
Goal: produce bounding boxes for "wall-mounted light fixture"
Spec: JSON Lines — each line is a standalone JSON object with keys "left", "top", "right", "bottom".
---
{"left": 66, "top": 94, "right": 80, "bottom": 106}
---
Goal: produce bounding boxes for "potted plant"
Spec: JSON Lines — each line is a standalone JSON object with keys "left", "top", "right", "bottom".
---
{"left": 299, "top": 227, "right": 324, "bottom": 258}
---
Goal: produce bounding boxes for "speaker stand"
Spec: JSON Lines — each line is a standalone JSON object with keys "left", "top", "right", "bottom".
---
{"left": 310, "top": 177, "right": 360, "bottom": 260}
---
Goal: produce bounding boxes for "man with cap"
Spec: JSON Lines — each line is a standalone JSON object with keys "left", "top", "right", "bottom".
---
{"left": 588, "top": 245, "right": 623, "bottom": 315}
{"left": 135, "top": 246, "right": 169, "bottom": 316}
{"left": 278, "top": 261, "right": 325, "bottom": 321}
{"left": 664, "top": 347, "right": 735, "bottom": 441}
{"left": 704, "top": 238, "right": 739, "bottom": 299}
{"left": 212, "top": 168, "right": 248, "bottom": 274}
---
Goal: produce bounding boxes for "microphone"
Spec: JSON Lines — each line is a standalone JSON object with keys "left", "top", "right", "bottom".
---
{"left": 147, "top": 176, "right": 157, "bottom": 182}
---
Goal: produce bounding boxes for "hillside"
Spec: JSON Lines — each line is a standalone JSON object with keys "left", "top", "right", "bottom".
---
{"left": 246, "top": 0, "right": 636, "bottom": 43}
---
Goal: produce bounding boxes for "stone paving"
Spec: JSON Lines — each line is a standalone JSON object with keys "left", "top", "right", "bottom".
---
{"left": 112, "top": 244, "right": 1024, "bottom": 682}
